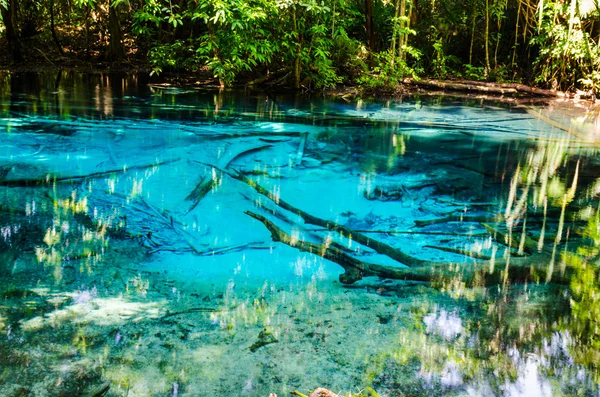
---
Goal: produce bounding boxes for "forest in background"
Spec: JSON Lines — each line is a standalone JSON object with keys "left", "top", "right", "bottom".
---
{"left": 0, "top": 0, "right": 599, "bottom": 94}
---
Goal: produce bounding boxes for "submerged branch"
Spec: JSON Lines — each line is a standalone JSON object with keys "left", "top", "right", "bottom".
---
{"left": 424, "top": 245, "right": 493, "bottom": 260}
{"left": 246, "top": 211, "right": 571, "bottom": 286}
{"left": 0, "top": 158, "right": 181, "bottom": 187}
{"left": 414, "top": 214, "right": 503, "bottom": 227}
{"left": 185, "top": 176, "right": 217, "bottom": 214}
{"left": 305, "top": 228, "right": 489, "bottom": 237}
{"left": 245, "top": 210, "right": 428, "bottom": 284}
{"left": 295, "top": 132, "right": 307, "bottom": 166}
{"left": 235, "top": 172, "right": 427, "bottom": 267}
{"left": 481, "top": 222, "right": 541, "bottom": 254}
{"left": 185, "top": 142, "right": 272, "bottom": 214}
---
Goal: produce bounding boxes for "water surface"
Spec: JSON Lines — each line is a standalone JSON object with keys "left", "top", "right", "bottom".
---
{"left": 1, "top": 72, "right": 600, "bottom": 397}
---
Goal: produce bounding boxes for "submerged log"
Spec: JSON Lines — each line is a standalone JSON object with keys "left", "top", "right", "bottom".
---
{"left": 245, "top": 210, "right": 426, "bottom": 283}
{"left": 481, "top": 223, "right": 541, "bottom": 254}
{"left": 414, "top": 214, "right": 502, "bottom": 227}
{"left": 185, "top": 142, "right": 272, "bottom": 213}
{"left": 518, "top": 105, "right": 587, "bottom": 139}
{"left": 185, "top": 176, "right": 217, "bottom": 213}
{"left": 246, "top": 211, "right": 570, "bottom": 286}
{"left": 295, "top": 132, "right": 307, "bottom": 166}
{"left": 234, "top": 173, "right": 426, "bottom": 267}
{"left": 0, "top": 158, "right": 180, "bottom": 187}
{"left": 424, "top": 245, "right": 493, "bottom": 260}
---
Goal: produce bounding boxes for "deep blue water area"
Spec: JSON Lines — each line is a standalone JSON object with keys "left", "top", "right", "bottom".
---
{"left": 1, "top": 71, "right": 600, "bottom": 397}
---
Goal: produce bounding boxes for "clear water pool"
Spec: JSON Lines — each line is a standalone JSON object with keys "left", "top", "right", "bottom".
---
{"left": 1, "top": 72, "right": 600, "bottom": 397}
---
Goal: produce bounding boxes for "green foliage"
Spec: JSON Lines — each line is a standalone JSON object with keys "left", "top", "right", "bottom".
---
{"left": 356, "top": 49, "right": 420, "bottom": 88}
{"left": 530, "top": 0, "right": 600, "bottom": 92}
{"left": 430, "top": 37, "right": 461, "bottom": 78}
{"left": 464, "top": 64, "right": 486, "bottom": 80}
{"left": 1, "top": 0, "right": 599, "bottom": 92}
{"left": 565, "top": 214, "right": 600, "bottom": 379}
{"left": 148, "top": 41, "right": 191, "bottom": 76}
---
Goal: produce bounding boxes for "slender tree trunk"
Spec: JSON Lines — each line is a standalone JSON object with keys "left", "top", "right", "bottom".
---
{"left": 50, "top": 0, "right": 65, "bottom": 55}
{"left": 331, "top": 0, "right": 336, "bottom": 38}
{"left": 512, "top": 0, "right": 522, "bottom": 67}
{"left": 398, "top": 0, "right": 406, "bottom": 60}
{"left": 293, "top": 7, "right": 301, "bottom": 89}
{"left": 390, "top": 0, "right": 401, "bottom": 67}
{"left": 107, "top": 2, "right": 125, "bottom": 61}
{"left": 494, "top": 27, "right": 500, "bottom": 69}
{"left": 84, "top": 5, "right": 90, "bottom": 59}
{"left": 485, "top": 0, "right": 491, "bottom": 75}
{"left": 0, "top": 0, "right": 23, "bottom": 62}
{"left": 469, "top": 7, "right": 476, "bottom": 64}
{"left": 364, "top": 0, "right": 375, "bottom": 51}
{"left": 402, "top": 0, "right": 413, "bottom": 61}
{"left": 208, "top": 25, "right": 224, "bottom": 87}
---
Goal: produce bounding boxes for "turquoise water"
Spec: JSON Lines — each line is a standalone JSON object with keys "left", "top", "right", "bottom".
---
{"left": 1, "top": 72, "right": 600, "bottom": 396}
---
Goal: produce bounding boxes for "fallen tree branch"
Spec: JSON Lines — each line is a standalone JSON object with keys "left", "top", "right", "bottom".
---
{"left": 219, "top": 142, "right": 272, "bottom": 169}
{"left": 185, "top": 142, "right": 272, "bottom": 214}
{"left": 295, "top": 132, "right": 307, "bottom": 166}
{"left": 245, "top": 211, "right": 570, "bottom": 285}
{"left": 245, "top": 210, "right": 423, "bottom": 283}
{"left": 0, "top": 158, "right": 181, "bottom": 187}
{"left": 414, "top": 214, "right": 502, "bottom": 227}
{"left": 185, "top": 176, "right": 217, "bottom": 214}
{"left": 236, "top": 173, "right": 427, "bottom": 267}
{"left": 305, "top": 228, "right": 489, "bottom": 237}
{"left": 404, "top": 79, "right": 566, "bottom": 98}
{"left": 518, "top": 105, "right": 587, "bottom": 139}
{"left": 481, "top": 222, "right": 541, "bottom": 254}
{"left": 424, "top": 245, "right": 493, "bottom": 260}
{"left": 192, "top": 161, "right": 427, "bottom": 267}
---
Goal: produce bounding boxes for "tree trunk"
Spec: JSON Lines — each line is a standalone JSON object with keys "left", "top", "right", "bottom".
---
{"left": 364, "top": 0, "right": 375, "bottom": 51}
{"left": 107, "top": 2, "right": 125, "bottom": 62}
{"left": 469, "top": 7, "right": 476, "bottom": 65}
{"left": 84, "top": 5, "right": 90, "bottom": 59}
{"left": 390, "top": 0, "right": 401, "bottom": 67}
{"left": 404, "top": 78, "right": 565, "bottom": 97}
{"left": 293, "top": 7, "right": 301, "bottom": 89}
{"left": 485, "top": 0, "right": 491, "bottom": 75}
{"left": 50, "top": 0, "right": 65, "bottom": 56}
{"left": 1, "top": 0, "right": 23, "bottom": 62}
{"left": 398, "top": 0, "right": 406, "bottom": 60}
{"left": 401, "top": 0, "right": 413, "bottom": 61}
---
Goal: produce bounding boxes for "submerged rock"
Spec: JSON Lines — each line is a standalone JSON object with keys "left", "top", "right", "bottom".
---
{"left": 309, "top": 388, "right": 341, "bottom": 397}
{"left": 364, "top": 185, "right": 407, "bottom": 201}
{"left": 301, "top": 157, "right": 322, "bottom": 168}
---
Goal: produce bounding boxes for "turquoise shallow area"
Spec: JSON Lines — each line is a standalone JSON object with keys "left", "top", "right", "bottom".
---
{"left": 1, "top": 72, "right": 600, "bottom": 396}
